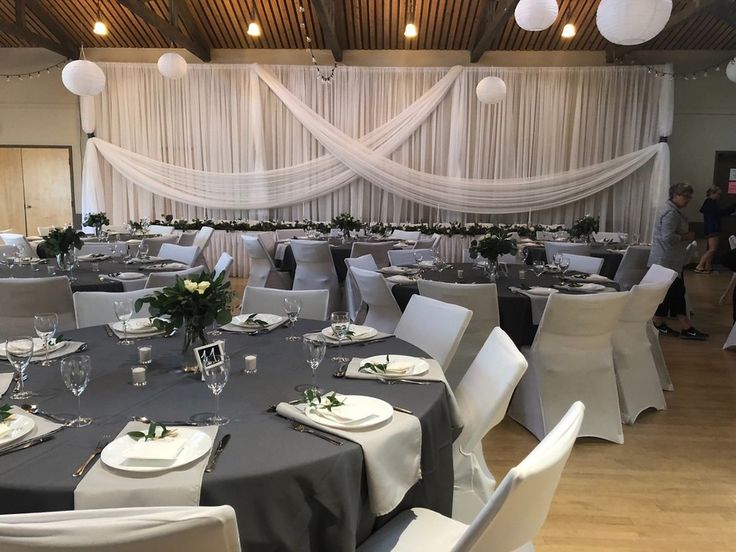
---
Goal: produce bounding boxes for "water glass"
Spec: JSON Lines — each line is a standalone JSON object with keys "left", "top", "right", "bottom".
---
{"left": 113, "top": 298, "right": 134, "bottom": 345}
{"left": 558, "top": 255, "right": 571, "bottom": 278}
{"left": 330, "top": 311, "right": 350, "bottom": 363}
{"left": 60, "top": 355, "right": 92, "bottom": 427}
{"left": 298, "top": 334, "right": 326, "bottom": 392}
{"left": 283, "top": 297, "right": 302, "bottom": 342}
{"left": 33, "top": 312, "right": 58, "bottom": 367}
{"left": 5, "top": 337, "right": 34, "bottom": 400}
{"left": 138, "top": 244, "right": 150, "bottom": 259}
{"left": 202, "top": 355, "right": 230, "bottom": 425}
{"left": 532, "top": 260, "right": 545, "bottom": 278}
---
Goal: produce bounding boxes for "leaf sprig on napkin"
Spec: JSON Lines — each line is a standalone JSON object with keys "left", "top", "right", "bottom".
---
{"left": 0, "top": 404, "right": 14, "bottom": 423}
{"left": 359, "top": 354, "right": 391, "bottom": 374}
{"left": 127, "top": 422, "right": 178, "bottom": 442}
{"left": 246, "top": 313, "right": 268, "bottom": 327}
{"left": 298, "top": 389, "right": 345, "bottom": 412}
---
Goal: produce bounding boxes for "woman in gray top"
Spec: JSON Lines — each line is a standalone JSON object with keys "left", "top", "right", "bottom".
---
{"left": 649, "top": 182, "right": 708, "bottom": 340}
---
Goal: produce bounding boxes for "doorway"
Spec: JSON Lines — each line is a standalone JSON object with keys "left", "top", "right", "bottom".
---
{"left": 0, "top": 146, "right": 74, "bottom": 236}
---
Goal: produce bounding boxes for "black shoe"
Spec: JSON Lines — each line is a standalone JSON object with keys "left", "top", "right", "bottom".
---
{"left": 680, "top": 327, "right": 709, "bottom": 340}
{"left": 654, "top": 323, "right": 680, "bottom": 336}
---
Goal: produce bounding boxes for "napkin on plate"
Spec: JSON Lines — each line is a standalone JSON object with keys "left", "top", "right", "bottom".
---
{"left": 124, "top": 437, "right": 186, "bottom": 461}
{"left": 220, "top": 314, "right": 286, "bottom": 334}
{"left": 385, "top": 274, "right": 416, "bottom": 285}
{"left": 109, "top": 321, "right": 163, "bottom": 340}
{"left": 304, "top": 330, "right": 393, "bottom": 347}
{"left": 0, "top": 406, "right": 63, "bottom": 447}
{"left": 77, "top": 254, "right": 111, "bottom": 262}
{"left": 0, "top": 373, "right": 13, "bottom": 397}
{"left": 0, "top": 341, "right": 86, "bottom": 363}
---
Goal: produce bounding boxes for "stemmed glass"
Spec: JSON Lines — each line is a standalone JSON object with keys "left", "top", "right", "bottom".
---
{"left": 298, "top": 334, "right": 326, "bottom": 392}
{"left": 5, "top": 253, "right": 15, "bottom": 275}
{"left": 330, "top": 311, "right": 351, "bottom": 363}
{"left": 137, "top": 243, "right": 150, "bottom": 259}
{"left": 558, "top": 255, "right": 570, "bottom": 280}
{"left": 532, "top": 260, "right": 546, "bottom": 280}
{"left": 59, "top": 355, "right": 92, "bottom": 427}
{"left": 5, "top": 337, "right": 34, "bottom": 400}
{"left": 552, "top": 252, "right": 562, "bottom": 268}
{"left": 283, "top": 297, "right": 302, "bottom": 342}
{"left": 34, "top": 313, "right": 58, "bottom": 367}
{"left": 113, "top": 299, "right": 134, "bottom": 345}
{"left": 519, "top": 247, "right": 529, "bottom": 265}
{"left": 202, "top": 355, "right": 230, "bottom": 425}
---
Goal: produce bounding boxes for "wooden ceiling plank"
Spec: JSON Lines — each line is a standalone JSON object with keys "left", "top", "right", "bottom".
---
{"left": 175, "top": 0, "right": 212, "bottom": 50}
{"left": 471, "top": 0, "right": 520, "bottom": 60}
{"left": 0, "top": 16, "right": 75, "bottom": 57}
{"left": 312, "top": 0, "right": 344, "bottom": 61}
{"left": 24, "top": 0, "right": 79, "bottom": 54}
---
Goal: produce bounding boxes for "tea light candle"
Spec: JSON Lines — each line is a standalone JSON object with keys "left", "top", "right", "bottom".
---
{"left": 518, "top": 269, "right": 527, "bottom": 281}
{"left": 243, "top": 354, "right": 257, "bottom": 374}
{"left": 137, "top": 346, "right": 152, "bottom": 365}
{"left": 457, "top": 269, "right": 464, "bottom": 280}
{"left": 131, "top": 366, "right": 147, "bottom": 387}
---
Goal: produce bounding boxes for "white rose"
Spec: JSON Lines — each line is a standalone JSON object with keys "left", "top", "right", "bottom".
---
{"left": 183, "top": 280, "right": 198, "bottom": 293}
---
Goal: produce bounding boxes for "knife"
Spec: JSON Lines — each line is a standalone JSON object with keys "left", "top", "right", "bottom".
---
{"left": 205, "top": 434, "right": 231, "bottom": 473}
{"left": 103, "top": 325, "right": 115, "bottom": 338}
{"left": 0, "top": 429, "right": 63, "bottom": 458}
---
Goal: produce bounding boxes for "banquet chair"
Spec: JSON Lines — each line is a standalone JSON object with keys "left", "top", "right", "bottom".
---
{"left": 723, "top": 322, "right": 736, "bottom": 350}
{"left": 390, "top": 230, "right": 421, "bottom": 241}
{"left": 414, "top": 233, "right": 442, "bottom": 250}
{"left": 417, "top": 280, "right": 500, "bottom": 389}
{"left": 509, "top": 292, "right": 630, "bottom": 443}
{"left": 592, "top": 232, "right": 626, "bottom": 243}
{"left": 158, "top": 244, "right": 201, "bottom": 267}
{"left": 719, "top": 234, "right": 736, "bottom": 304}
{"left": 543, "top": 242, "right": 590, "bottom": 261}
{"left": 612, "top": 281, "right": 673, "bottom": 425}
{"left": 139, "top": 235, "right": 179, "bottom": 256}
{"left": 193, "top": 226, "right": 215, "bottom": 252}
{"left": 0, "top": 505, "right": 241, "bottom": 552}
{"left": 214, "top": 252, "right": 234, "bottom": 281}
{"left": 0, "top": 277, "right": 75, "bottom": 339}
{"left": 451, "top": 327, "right": 528, "bottom": 523}
{"left": 36, "top": 226, "right": 54, "bottom": 237}
{"left": 640, "top": 264, "right": 679, "bottom": 391}
{"left": 0, "top": 245, "right": 18, "bottom": 256}
{"left": 240, "top": 287, "right": 329, "bottom": 321}
{"left": 563, "top": 253, "right": 604, "bottom": 275}
{"left": 0, "top": 234, "right": 37, "bottom": 259}
{"left": 275, "top": 228, "right": 306, "bottom": 241}
{"left": 350, "top": 267, "right": 402, "bottom": 333}
{"left": 344, "top": 255, "right": 379, "bottom": 321}
{"left": 73, "top": 288, "right": 163, "bottom": 328}
{"left": 388, "top": 248, "right": 434, "bottom": 267}
{"left": 394, "top": 295, "right": 472, "bottom": 371}
{"left": 144, "top": 266, "right": 205, "bottom": 289}
{"left": 357, "top": 402, "right": 584, "bottom": 552}
{"left": 350, "top": 241, "right": 395, "bottom": 269}
{"left": 241, "top": 236, "right": 291, "bottom": 289}
{"left": 257, "top": 231, "right": 278, "bottom": 259}
{"left": 289, "top": 240, "right": 341, "bottom": 314}
{"left": 147, "top": 224, "right": 175, "bottom": 235}
{"left": 176, "top": 231, "right": 198, "bottom": 247}
{"left": 613, "top": 245, "right": 651, "bottom": 290}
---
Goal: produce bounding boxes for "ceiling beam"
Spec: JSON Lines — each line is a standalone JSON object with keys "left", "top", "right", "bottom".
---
{"left": 116, "top": 0, "right": 210, "bottom": 61}
{"left": 0, "top": 17, "right": 75, "bottom": 59}
{"left": 470, "top": 0, "right": 520, "bottom": 63}
{"left": 312, "top": 0, "right": 345, "bottom": 62}
{"left": 24, "top": 0, "right": 78, "bottom": 57}
{"left": 174, "top": 0, "right": 211, "bottom": 51}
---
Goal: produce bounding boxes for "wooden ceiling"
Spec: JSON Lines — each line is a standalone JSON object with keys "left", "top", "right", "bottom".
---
{"left": 1, "top": 0, "right": 735, "bottom": 63}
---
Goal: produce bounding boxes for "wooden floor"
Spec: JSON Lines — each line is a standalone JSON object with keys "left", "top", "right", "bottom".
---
{"left": 485, "top": 270, "right": 736, "bottom": 551}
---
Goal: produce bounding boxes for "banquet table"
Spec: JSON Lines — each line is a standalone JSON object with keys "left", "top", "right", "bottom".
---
{"left": 391, "top": 263, "right": 620, "bottom": 347}
{"left": 0, "top": 259, "right": 141, "bottom": 292}
{"left": 0, "top": 320, "right": 455, "bottom": 552}
{"left": 522, "top": 244, "right": 625, "bottom": 279}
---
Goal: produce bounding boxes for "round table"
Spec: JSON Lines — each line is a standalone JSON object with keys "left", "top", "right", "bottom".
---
{"left": 0, "top": 259, "right": 142, "bottom": 292}
{"left": 522, "top": 244, "right": 625, "bottom": 280}
{"left": 0, "top": 320, "right": 455, "bottom": 552}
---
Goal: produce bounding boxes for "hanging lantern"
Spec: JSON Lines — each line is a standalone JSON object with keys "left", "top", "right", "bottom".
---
{"left": 515, "top": 0, "right": 559, "bottom": 32}
{"left": 61, "top": 60, "right": 106, "bottom": 96}
{"left": 157, "top": 52, "right": 188, "bottom": 80}
{"left": 476, "top": 77, "right": 507, "bottom": 105}
{"left": 596, "top": 0, "right": 672, "bottom": 46}
{"left": 726, "top": 60, "right": 736, "bottom": 83}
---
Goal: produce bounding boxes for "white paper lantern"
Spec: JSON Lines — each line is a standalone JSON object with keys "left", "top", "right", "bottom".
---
{"left": 61, "top": 60, "right": 106, "bottom": 96}
{"left": 476, "top": 77, "right": 507, "bottom": 105}
{"left": 727, "top": 60, "right": 736, "bottom": 83}
{"left": 157, "top": 53, "right": 188, "bottom": 80}
{"left": 515, "top": 0, "right": 559, "bottom": 32}
{"left": 596, "top": 0, "right": 672, "bottom": 46}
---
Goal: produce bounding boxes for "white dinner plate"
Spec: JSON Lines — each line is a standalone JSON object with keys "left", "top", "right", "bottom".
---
{"left": 0, "top": 339, "right": 64, "bottom": 358}
{"left": 115, "top": 272, "right": 146, "bottom": 280}
{"left": 101, "top": 427, "right": 213, "bottom": 473}
{"left": 111, "top": 319, "right": 159, "bottom": 334}
{"left": 557, "top": 283, "right": 607, "bottom": 293}
{"left": 379, "top": 266, "right": 417, "bottom": 275}
{"left": 306, "top": 395, "right": 393, "bottom": 430}
{"left": 525, "top": 287, "right": 558, "bottom": 297}
{"left": 0, "top": 415, "right": 35, "bottom": 447}
{"left": 232, "top": 313, "right": 285, "bottom": 328}
{"left": 322, "top": 325, "right": 378, "bottom": 341}
{"left": 359, "top": 354, "right": 429, "bottom": 379}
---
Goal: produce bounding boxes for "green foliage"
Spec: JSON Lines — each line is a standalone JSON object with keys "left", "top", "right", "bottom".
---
{"left": 331, "top": 213, "right": 363, "bottom": 234}
{"left": 128, "top": 219, "right": 150, "bottom": 233}
{"left": 127, "top": 422, "right": 175, "bottom": 442}
{"left": 43, "top": 226, "right": 85, "bottom": 255}
{"left": 298, "top": 389, "right": 346, "bottom": 412}
{"left": 359, "top": 354, "right": 391, "bottom": 374}
{"left": 245, "top": 313, "right": 268, "bottom": 327}
{"left": 83, "top": 212, "right": 109, "bottom": 228}
{"left": 568, "top": 215, "right": 600, "bottom": 240}
{"left": 469, "top": 231, "right": 516, "bottom": 262}
{"left": 0, "top": 404, "right": 12, "bottom": 423}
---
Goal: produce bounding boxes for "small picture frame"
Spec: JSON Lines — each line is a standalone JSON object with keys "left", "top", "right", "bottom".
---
{"left": 194, "top": 341, "right": 225, "bottom": 380}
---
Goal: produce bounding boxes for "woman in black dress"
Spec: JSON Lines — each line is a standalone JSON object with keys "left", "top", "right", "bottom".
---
{"left": 694, "top": 186, "right": 735, "bottom": 273}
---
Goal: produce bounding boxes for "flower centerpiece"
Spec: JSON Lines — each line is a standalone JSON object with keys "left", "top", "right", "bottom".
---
{"left": 568, "top": 215, "right": 599, "bottom": 242}
{"left": 128, "top": 218, "right": 150, "bottom": 236}
{"left": 469, "top": 229, "right": 516, "bottom": 265}
{"left": 82, "top": 212, "right": 109, "bottom": 238}
{"left": 43, "top": 226, "right": 85, "bottom": 271}
{"left": 135, "top": 272, "right": 233, "bottom": 370}
{"left": 331, "top": 213, "right": 362, "bottom": 241}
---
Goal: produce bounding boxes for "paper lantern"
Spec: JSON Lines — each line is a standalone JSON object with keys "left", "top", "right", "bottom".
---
{"left": 515, "top": 0, "right": 559, "bottom": 32}
{"left": 596, "top": 0, "right": 672, "bottom": 46}
{"left": 476, "top": 77, "right": 507, "bottom": 105}
{"left": 80, "top": 95, "right": 96, "bottom": 134}
{"left": 727, "top": 60, "right": 736, "bottom": 83}
{"left": 61, "top": 60, "right": 106, "bottom": 96}
{"left": 157, "top": 52, "right": 188, "bottom": 80}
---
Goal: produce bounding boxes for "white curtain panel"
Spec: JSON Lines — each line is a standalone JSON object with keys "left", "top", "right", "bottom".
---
{"left": 82, "top": 63, "right": 671, "bottom": 236}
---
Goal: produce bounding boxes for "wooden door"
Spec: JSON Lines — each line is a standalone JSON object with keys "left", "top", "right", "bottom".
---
{"left": 21, "top": 148, "right": 73, "bottom": 235}
{"left": 712, "top": 151, "right": 736, "bottom": 260}
{"left": 0, "top": 148, "right": 26, "bottom": 233}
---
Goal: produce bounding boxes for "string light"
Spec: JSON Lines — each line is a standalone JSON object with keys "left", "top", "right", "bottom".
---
{"left": 404, "top": 0, "right": 418, "bottom": 38}
{"left": 616, "top": 55, "right": 736, "bottom": 82}
{"left": 0, "top": 59, "right": 68, "bottom": 83}
{"left": 296, "top": 2, "right": 337, "bottom": 83}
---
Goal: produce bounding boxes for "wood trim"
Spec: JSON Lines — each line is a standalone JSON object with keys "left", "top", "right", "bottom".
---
{"left": 312, "top": 0, "right": 344, "bottom": 62}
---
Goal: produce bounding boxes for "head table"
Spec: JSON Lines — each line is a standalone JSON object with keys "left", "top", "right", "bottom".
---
{"left": 0, "top": 320, "right": 455, "bottom": 552}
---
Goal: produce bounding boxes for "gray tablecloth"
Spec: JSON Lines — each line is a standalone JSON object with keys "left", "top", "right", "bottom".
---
{"left": 523, "top": 245, "right": 624, "bottom": 279}
{"left": 0, "top": 320, "right": 454, "bottom": 552}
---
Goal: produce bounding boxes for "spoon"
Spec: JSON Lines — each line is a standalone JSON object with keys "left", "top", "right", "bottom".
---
{"left": 131, "top": 416, "right": 200, "bottom": 426}
{"left": 21, "top": 404, "right": 68, "bottom": 424}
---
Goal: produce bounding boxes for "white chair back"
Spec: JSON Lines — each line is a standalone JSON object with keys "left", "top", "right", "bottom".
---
{"left": 640, "top": 263, "right": 678, "bottom": 286}
{"left": 37, "top": 226, "right": 54, "bottom": 237}
{"left": 344, "top": 255, "right": 379, "bottom": 320}
{"left": 193, "top": 226, "right": 214, "bottom": 252}
{"left": 241, "top": 287, "right": 329, "bottom": 321}
{"left": 350, "top": 267, "right": 402, "bottom": 334}
{"left": 350, "top": 242, "right": 395, "bottom": 269}
{"left": 214, "top": 252, "right": 234, "bottom": 281}
{"left": 395, "top": 295, "right": 472, "bottom": 370}
{"left": 417, "top": 280, "right": 500, "bottom": 388}
{"left": 147, "top": 224, "right": 175, "bottom": 235}
{"left": 0, "top": 277, "right": 75, "bottom": 338}
{"left": 158, "top": 244, "right": 200, "bottom": 266}
{"left": 563, "top": 253, "right": 604, "bottom": 274}
{"left": 176, "top": 231, "right": 197, "bottom": 246}
{"left": 275, "top": 228, "right": 306, "bottom": 241}
{"left": 73, "top": 288, "right": 163, "bottom": 328}
{"left": 257, "top": 232, "right": 278, "bottom": 258}
{"left": 724, "top": 322, "right": 736, "bottom": 350}
{"left": 0, "top": 234, "right": 37, "bottom": 258}
{"left": 613, "top": 245, "right": 651, "bottom": 290}
{"left": 139, "top": 235, "right": 179, "bottom": 256}
{"left": 388, "top": 248, "right": 434, "bottom": 267}
{"left": 729, "top": 234, "right": 736, "bottom": 250}
{"left": 242, "top": 235, "right": 275, "bottom": 287}
{"left": 0, "top": 505, "right": 241, "bottom": 552}
{"left": 0, "top": 245, "right": 17, "bottom": 256}
{"left": 390, "top": 230, "right": 421, "bottom": 241}
{"left": 144, "top": 266, "right": 205, "bottom": 288}
{"left": 289, "top": 240, "right": 340, "bottom": 314}
{"left": 543, "top": 242, "right": 590, "bottom": 260}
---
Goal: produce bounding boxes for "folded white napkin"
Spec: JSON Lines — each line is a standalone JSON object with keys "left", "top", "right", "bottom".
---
{"left": 124, "top": 437, "right": 185, "bottom": 461}
{"left": 276, "top": 402, "right": 421, "bottom": 516}
{"left": 145, "top": 262, "right": 189, "bottom": 272}
{"left": 1, "top": 406, "right": 63, "bottom": 445}
{"left": 0, "top": 373, "right": 13, "bottom": 397}
{"left": 125, "top": 256, "right": 161, "bottom": 265}
{"left": 109, "top": 322, "right": 163, "bottom": 340}
{"left": 577, "top": 273, "right": 611, "bottom": 282}
{"left": 303, "top": 330, "right": 393, "bottom": 347}
{"left": 0, "top": 341, "right": 86, "bottom": 363}
{"left": 309, "top": 401, "right": 377, "bottom": 425}
{"left": 385, "top": 274, "right": 416, "bottom": 285}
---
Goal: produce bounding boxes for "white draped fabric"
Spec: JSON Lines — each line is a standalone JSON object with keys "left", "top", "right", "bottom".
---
{"left": 82, "top": 62, "right": 672, "bottom": 236}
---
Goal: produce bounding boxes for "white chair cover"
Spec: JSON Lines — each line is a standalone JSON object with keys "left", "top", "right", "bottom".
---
{"left": 344, "top": 255, "right": 379, "bottom": 321}
{"left": 350, "top": 267, "right": 402, "bottom": 334}
{"left": 139, "top": 235, "right": 179, "bottom": 256}
{"left": 724, "top": 322, "right": 736, "bottom": 350}
{"left": 613, "top": 245, "right": 651, "bottom": 290}
{"left": 350, "top": 242, "right": 396, "bottom": 269}
{"left": 147, "top": 224, "right": 175, "bottom": 235}
{"left": 452, "top": 328, "right": 527, "bottom": 524}
{"left": 257, "top": 232, "right": 278, "bottom": 259}
{"left": 0, "top": 505, "right": 241, "bottom": 552}
{"left": 193, "top": 226, "right": 214, "bottom": 252}
{"left": 176, "top": 231, "right": 198, "bottom": 247}
{"left": 289, "top": 240, "right": 341, "bottom": 314}
{"left": 509, "top": 292, "right": 630, "bottom": 443}
{"left": 73, "top": 288, "right": 163, "bottom": 328}
{"left": 241, "top": 236, "right": 291, "bottom": 289}
{"left": 158, "top": 244, "right": 201, "bottom": 267}
{"left": 724, "top": 236, "right": 736, "bottom": 305}
{"left": 417, "top": 280, "right": 500, "bottom": 389}
{"left": 394, "top": 295, "right": 472, "bottom": 370}
{"left": 357, "top": 402, "right": 584, "bottom": 552}
{"left": 390, "top": 230, "right": 421, "bottom": 241}
{"left": 0, "top": 277, "right": 75, "bottom": 339}
{"left": 543, "top": 242, "right": 591, "bottom": 260}
{"left": 213, "top": 252, "right": 234, "bottom": 281}
{"left": 240, "top": 286, "right": 329, "bottom": 321}
{"left": 0, "top": 245, "right": 17, "bottom": 256}
{"left": 275, "top": 228, "right": 306, "bottom": 240}
{"left": 388, "top": 248, "right": 434, "bottom": 267}
{"left": 0, "top": 234, "right": 37, "bottom": 259}
{"left": 639, "top": 264, "right": 678, "bottom": 391}
{"left": 144, "top": 266, "right": 205, "bottom": 288}
{"left": 78, "top": 244, "right": 118, "bottom": 257}
{"left": 563, "top": 253, "right": 604, "bottom": 275}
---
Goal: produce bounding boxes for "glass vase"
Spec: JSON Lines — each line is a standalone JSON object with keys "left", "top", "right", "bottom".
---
{"left": 181, "top": 321, "right": 208, "bottom": 373}
{"left": 56, "top": 252, "right": 73, "bottom": 272}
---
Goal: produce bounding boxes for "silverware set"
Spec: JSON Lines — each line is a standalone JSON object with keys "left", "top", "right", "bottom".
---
{"left": 290, "top": 423, "right": 342, "bottom": 446}
{"left": 73, "top": 435, "right": 112, "bottom": 478}
{"left": 205, "top": 433, "right": 231, "bottom": 472}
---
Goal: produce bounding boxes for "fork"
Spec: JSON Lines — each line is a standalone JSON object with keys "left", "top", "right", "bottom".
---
{"left": 376, "top": 375, "right": 431, "bottom": 386}
{"left": 73, "top": 435, "right": 112, "bottom": 478}
{"left": 290, "top": 423, "right": 342, "bottom": 446}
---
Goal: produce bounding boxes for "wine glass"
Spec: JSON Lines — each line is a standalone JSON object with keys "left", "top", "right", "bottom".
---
{"left": 113, "top": 298, "right": 134, "bottom": 345}
{"left": 33, "top": 313, "right": 58, "bottom": 367}
{"left": 519, "top": 247, "right": 529, "bottom": 265}
{"left": 138, "top": 243, "right": 150, "bottom": 259}
{"left": 5, "top": 337, "right": 34, "bottom": 400}
{"left": 202, "top": 355, "right": 230, "bottom": 425}
{"left": 552, "top": 252, "right": 562, "bottom": 268}
{"left": 532, "top": 260, "right": 545, "bottom": 279}
{"left": 297, "top": 334, "right": 326, "bottom": 392}
{"left": 558, "top": 255, "right": 571, "bottom": 279}
{"left": 330, "top": 311, "right": 350, "bottom": 363}
{"left": 283, "top": 297, "right": 302, "bottom": 342}
{"left": 59, "top": 355, "right": 92, "bottom": 427}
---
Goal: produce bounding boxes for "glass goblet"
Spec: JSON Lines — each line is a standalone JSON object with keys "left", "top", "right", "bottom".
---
{"left": 60, "top": 355, "right": 92, "bottom": 427}
{"left": 34, "top": 312, "right": 59, "bottom": 367}
{"left": 202, "top": 355, "right": 230, "bottom": 425}
{"left": 283, "top": 297, "right": 302, "bottom": 342}
{"left": 558, "top": 255, "right": 571, "bottom": 279}
{"left": 138, "top": 244, "right": 150, "bottom": 259}
{"left": 532, "top": 260, "right": 545, "bottom": 279}
{"left": 6, "top": 337, "right": 34, "bottom": 400}
{"left": 297, "top": 334, "right": 326, "bottom": 392}
{"left": 330, "top": 311, "right": 350, "bottom": 363}
{"left": 113, "top": 298, "right": 134, "bottom": 345}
